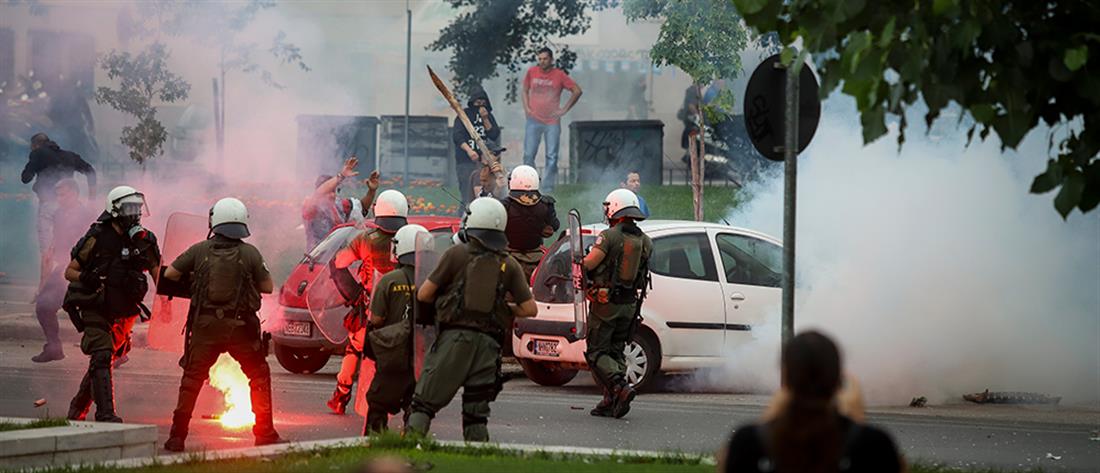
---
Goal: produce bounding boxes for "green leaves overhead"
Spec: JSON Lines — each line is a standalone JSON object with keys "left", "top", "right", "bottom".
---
{"left": 429, "top": 0, "right": 616, "bottom": 100}
{"left": 736, "top": 0, "right": 1100, "bottom": 218}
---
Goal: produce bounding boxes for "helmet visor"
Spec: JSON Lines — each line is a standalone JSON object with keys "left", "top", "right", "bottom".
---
{"left": 113, "top": 193, "right": 148, "bottom": 218}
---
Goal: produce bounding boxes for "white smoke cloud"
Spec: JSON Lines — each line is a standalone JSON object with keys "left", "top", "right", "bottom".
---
{"left": 703, "top": 95, "right": 1100, "bottom": 406}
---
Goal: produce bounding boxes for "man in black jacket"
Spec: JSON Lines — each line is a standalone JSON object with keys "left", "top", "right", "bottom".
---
{"left": 21, "top": 133, "right": 97, "bottom": 286}
{"left": 452, "top": 87, "right": 500, "bottom": 203}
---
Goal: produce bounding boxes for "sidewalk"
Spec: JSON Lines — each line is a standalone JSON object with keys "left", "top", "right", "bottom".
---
{"left": 0, "top": 291, "right": 150, "bottom": 348}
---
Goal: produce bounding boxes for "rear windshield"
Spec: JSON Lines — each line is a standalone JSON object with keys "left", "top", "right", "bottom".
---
{"left": 532, "top": 234, "right": 597, "bottom": 303}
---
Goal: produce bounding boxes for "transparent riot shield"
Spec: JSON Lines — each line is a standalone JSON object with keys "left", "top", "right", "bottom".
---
{"left": 148, "top": 212, "right": 208, "bottom": 352}
{"left": 414, "top": 231, "right": 441, "bottom": 377}
{"left": 569, "top": 209, "right": 587, "bottom": 337}
{"left": 304, "top": 258, "right": 360, "bottom": 346}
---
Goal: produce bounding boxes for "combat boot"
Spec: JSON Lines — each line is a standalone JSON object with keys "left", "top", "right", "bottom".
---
{"left": 590, "top": 386, "right": 615, "bottom": 417}
{"left": 364, "top": 409, "right": 389, "bottom": 435}
{"left": 67, "top": 371, "right": 93, "bottom": 420}
{"left": 163, "top": 437, "right": 185, "bottom": 452}
{"left": 611, "top": 382, "right": 637, "bottom": 419}
{"left": 90, "top": 352, "right": 123, "bottom": 423}
{"left": 254, "top": 431, "right": 284, "bottom": 447}
{"left": 326, "top": 384, "right": 352, "bottom": 415}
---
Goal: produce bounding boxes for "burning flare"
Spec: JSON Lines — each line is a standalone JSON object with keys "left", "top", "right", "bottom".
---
{"left": 209, "top": 354, "right": 254, "bottom": 429}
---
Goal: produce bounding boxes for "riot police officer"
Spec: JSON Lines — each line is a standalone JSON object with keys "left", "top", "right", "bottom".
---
{"left": 363, "top": 224, "right": 430, "bottom": 433}
{"left": 500, "top": 165, "right": 559, "bottom": 281}
{"left": 161, "top": 198, "right": 281, "bottom": 451}
{"left": 64, "top": 185, "right": 160, "bottom": 422}
{"left": 581, "top": 189, "right": 652, "bottom": 418}
{"left": 327, "top": 189, "right": 409, "bottom": 414}
{"left": 407, "top": 197, "right": 538, "bottom": 441}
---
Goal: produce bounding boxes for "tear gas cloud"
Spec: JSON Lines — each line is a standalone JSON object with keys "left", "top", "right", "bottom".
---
{"left": 704, "top": 95, "right": 1100, "bottom": 406}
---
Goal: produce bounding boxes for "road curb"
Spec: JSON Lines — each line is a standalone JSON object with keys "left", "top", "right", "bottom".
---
{"left": 84, "top": 435, "right": 716, "bottom": 470}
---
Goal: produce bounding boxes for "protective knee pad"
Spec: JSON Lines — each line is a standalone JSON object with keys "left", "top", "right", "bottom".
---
{"left": 461, "top": 411, "right": 488, "bottom": 427}
{"left": 462, "top": 383, "right": 499, "bottom": 404}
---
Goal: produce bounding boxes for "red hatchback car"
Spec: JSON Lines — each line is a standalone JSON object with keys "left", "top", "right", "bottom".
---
{"left": 270, "top": 216, "right": 460, "bottom": 374}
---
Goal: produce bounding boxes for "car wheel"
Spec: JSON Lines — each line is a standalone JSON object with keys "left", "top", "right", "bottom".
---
{"left": 273, "top": 343, "right": 331, "bottom": 374}
{"left": 624, "top": 331, "right": 662, "bottom": 392}
{"left": 518, "top": 358, "right": 579, "bottom": 387}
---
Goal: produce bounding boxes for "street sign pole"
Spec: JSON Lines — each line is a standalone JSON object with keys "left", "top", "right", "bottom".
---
{"left": 403, "top": 0, "right": 411, "bottom": 191}
{"left": 743, "top": 52, "right": 819, "bottom": 348}
{"left": 781, "top": 59, "right": 800, "bottom": 346}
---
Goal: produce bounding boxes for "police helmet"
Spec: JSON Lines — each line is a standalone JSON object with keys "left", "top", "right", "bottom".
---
{"left": 209, "top": 197, "right": 250, "bottom": 239}
{"left": 603, "top": 188, "right": 647, "bottom": 221}
{"left": 374, "top": 189, "right": 409, "bottom": 232}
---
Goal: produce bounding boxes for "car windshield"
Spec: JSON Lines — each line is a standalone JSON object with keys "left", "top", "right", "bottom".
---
{"left": 303, "top": 226, "right": 360, "bottom": 264}
{"left": 532, "top": 234, "right": 597, "bottom": 303}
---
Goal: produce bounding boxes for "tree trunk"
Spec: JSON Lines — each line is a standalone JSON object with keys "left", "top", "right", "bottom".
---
{"left": 691, "top": 84, "right": 705, "bottom": 222}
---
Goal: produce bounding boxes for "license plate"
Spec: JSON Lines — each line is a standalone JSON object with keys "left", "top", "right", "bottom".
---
{"left": 283, "top": 321, "right": 312, "bottom": 337}
{"left": 531, "top": 339, "right": 560, "bottom": 357}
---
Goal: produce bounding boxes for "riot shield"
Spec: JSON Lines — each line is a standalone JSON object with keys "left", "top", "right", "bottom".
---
{"left": 148, "top": 212, "right": 208, "bottom": 352}
{"left": 414, "top": 231, "right": 440, "bottom": 377}
{"left": 304, "top": 258, "right": 360, "bottom": 345}
{"left": 569, "top": 209, "right": 587, "bottom": 338}
{"left": 353, "top": 268, "right": 383, "bottom": 418}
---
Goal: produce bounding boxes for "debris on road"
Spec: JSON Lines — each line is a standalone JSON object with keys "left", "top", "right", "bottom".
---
{"left": 570, "top": 406, "right": 584, "bottom": 410}
{"left": 1045, "top": 453, "right": 1062, "bottom": 461}
{"left": 33, "top": 398, "right": 46, "bottom": 407}
{"left": 962, "top": 389, "right": 1061, "bottom": 405}
{"left": 909, "top": 396, "right": 927, "bottom": 407}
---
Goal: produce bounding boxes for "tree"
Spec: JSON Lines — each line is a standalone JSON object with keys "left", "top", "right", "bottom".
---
{"left": 624, "top": 0, "right": 752, "bottom": 220}
{"left": 733, "top": 0, "right": 1100, "bottom": 218}
{"left": 430, "top": 0, "right": 616, "bottom": 100}
{"left": 131, "top": 0, "right": 309, "bottom": 165}
{"left": 95, "top": 43, "right": 190, "bottom": 164}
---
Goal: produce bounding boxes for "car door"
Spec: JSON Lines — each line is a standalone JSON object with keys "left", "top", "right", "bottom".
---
{"left": 646, "top": 231, "right": 725, "bottom": 357}
{"left": 711, "top": 230, "right": 783, "bottom": 350}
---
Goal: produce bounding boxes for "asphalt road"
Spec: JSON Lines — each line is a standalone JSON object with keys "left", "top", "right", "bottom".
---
{"left": 0, "top": 340, "right": 1096, "bottom": 472}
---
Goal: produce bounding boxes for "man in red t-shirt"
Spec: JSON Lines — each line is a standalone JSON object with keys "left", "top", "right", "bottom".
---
{"left": 522, "top": 47, "right": 582, "bottom": 193}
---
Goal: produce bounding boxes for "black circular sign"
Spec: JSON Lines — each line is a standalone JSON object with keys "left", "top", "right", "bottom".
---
{"left": 743, "top": 54, "right": 821, "bottom": 162}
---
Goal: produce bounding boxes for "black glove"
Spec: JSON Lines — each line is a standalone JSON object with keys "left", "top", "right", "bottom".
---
{"left": 79, "top": 267, "right": 103, "bottom": 290}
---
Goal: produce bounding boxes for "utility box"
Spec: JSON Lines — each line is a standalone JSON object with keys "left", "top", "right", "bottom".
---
{"left": 296, "top": 115, "right": 380, "bottom": 176}
{"left": 569, "top": 120, "right": 664, "bottom": 186}
{"left": 379, "top": 115, "right": 453, "bottom": 184}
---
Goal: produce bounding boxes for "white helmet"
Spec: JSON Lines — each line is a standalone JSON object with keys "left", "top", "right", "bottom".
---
{"left": 209, "top": 197, "right": 250, "bottom": 239}
{"left": 463, "top": 197, "right": 508, "bottom": 251}
{"left": 392, "top": 224, "right": 429, "bottom": 265}
{"left": 373, "top": 189, "right": 409, "bottom": 232}
{"left": 509, "top": 165, "right": 540, "bottom": 191}
{"left": 105, "top": 185, "right": 146, "bottom": 221}
{"left": 603, "top": 188, "right": 647, "bottom": 221}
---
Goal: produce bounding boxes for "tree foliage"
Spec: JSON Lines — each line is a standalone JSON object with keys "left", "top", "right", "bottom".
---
{"left": 134, "top": 0, "right": 310, "bottom": 87}
{"left": 734, "top": 0, "right": 1100, "bottom": 217}
{"left": 95, "top": 43, "right": 190, "bottom": 164}
{"left": 430, "top": 0, "right": 616, "bottom": 101}
{"left": 625, "top": 0, "right": 748, "bottom": 86}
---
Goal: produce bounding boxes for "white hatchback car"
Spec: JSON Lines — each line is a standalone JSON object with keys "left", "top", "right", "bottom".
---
{"left": 512, "top": 220, "right": 783, "bottom": 391}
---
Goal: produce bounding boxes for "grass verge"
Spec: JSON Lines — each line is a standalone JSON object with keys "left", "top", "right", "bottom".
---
{"left": 0, "top": 417, "right": 70, "bottom": 433}
{"left": 401, "top": 183, "right": 745, "bottom": 225}
{"left": 26, "top": 433, "right": 1048, "bottom": 473}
